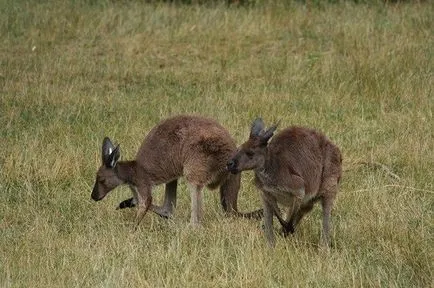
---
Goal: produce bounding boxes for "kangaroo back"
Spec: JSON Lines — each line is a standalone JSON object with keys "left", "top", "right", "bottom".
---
{"left": 267, "top": 127, "right": 334, "bottom": 196}
{"left": 135, "top": 115, "right": 236, "bottom": 187}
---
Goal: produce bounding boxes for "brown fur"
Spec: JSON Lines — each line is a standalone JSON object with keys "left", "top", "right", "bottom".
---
{"left": 227, "top": 118, "right": 342, "bottom": 247}
{"left": 91, "top": 115, "right": 262, "bottom": 228}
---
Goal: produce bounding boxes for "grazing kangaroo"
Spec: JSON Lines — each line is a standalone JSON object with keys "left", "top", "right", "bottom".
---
{"left": 91, "top": 115, "right": 263, "bottom": 228}
{"left": 227, "top": 118, "right": 342, "bottom": 247}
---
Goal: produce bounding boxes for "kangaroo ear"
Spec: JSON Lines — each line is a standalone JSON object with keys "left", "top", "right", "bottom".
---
{"left": 109, "top": 145, "right": 120, "bottom": 168}
{"left": 259, "top": 122, "right": 279, "bottom": 144}
{"left": 104, "top": 145, "right": 120, "bottom": 168}
{"left": 250, "top": 118, "right": 265, "bottom": 138}
{"left": 102, "top": 137, "right": 115, "bottom": 156}
{"left": 102, "top": 137, "right": 118, "bottom": 167}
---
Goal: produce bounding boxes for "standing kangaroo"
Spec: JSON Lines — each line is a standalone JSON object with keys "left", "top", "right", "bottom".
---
{"left": 91, "top": 115, "right": 262, "bottom": 228}
{"left": 227, "top": 118, "right": 342, "bottom": 247}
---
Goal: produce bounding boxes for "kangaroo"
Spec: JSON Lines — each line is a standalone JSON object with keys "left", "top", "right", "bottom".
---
{"left": 91, "top": 115, "right": 263, "bottom": 228}
{"left": 227, "top": 118, "right": 342, "bottom": 247}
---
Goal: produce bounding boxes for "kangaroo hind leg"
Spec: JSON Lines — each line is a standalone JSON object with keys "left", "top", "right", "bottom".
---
{"left": 151, "top": 179, "right": 178, "bottom": 219}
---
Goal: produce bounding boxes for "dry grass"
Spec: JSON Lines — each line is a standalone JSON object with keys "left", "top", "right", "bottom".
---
{"left": 0, "top": 0, "right": 433, "bottom": 287}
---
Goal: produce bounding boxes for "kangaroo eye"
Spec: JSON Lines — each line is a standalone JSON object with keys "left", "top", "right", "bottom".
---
{"left": 246, "top": 151, "right": 254, "bottom": 158}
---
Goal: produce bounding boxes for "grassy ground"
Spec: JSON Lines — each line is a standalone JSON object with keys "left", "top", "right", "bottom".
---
{"left": 1, "top": 0, "right": 433, "bottom": 287}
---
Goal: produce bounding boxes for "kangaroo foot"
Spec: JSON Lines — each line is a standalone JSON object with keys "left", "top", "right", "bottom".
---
{"left": 151, "top": 205, "right": 173, "bottom": 219}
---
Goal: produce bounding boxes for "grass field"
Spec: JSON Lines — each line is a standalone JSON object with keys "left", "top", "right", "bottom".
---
{"left": 1, "top": 0, "right": 433, "bottom": 287}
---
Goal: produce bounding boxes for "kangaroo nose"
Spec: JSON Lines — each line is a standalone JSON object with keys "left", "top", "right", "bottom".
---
{"left": 227, "top": 159, "right": 237, "bottom": 171}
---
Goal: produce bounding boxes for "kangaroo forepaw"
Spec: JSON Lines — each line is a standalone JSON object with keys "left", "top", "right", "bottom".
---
{"left": 117, "top": 198, "right": 136, "bottom": 210}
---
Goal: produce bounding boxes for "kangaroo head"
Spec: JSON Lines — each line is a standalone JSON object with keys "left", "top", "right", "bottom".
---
{"left": 91, "top": 137, "right": 123, "bottom": 201}
{"left": 227, "top": 118, "right": 278, "bottom": 174}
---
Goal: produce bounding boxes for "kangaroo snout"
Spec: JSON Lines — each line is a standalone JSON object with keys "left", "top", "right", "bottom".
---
{"left": 91, "top": 184, "right": 104, "bottom": 201}
{"left": 226, "top": 159, "right": 238, "bottom": 174}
